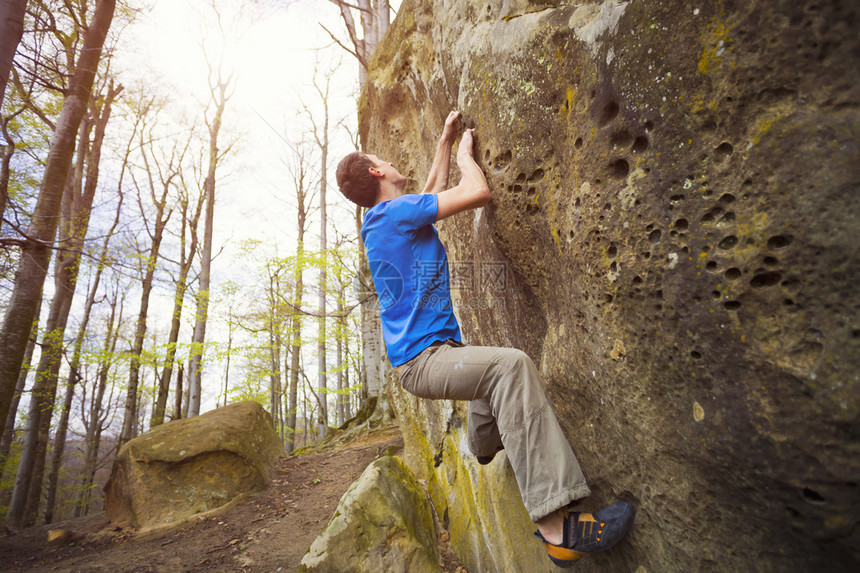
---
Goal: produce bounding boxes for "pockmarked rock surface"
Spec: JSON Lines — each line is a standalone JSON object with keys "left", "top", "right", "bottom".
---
{"left": 299, "top": 455, "right": 440, "bottom": 573}
{"left": 361, "top": 1, "right": 860, "bottom": 571}
{"left": 104, "top": 401, "right": 283, "bottom": 529}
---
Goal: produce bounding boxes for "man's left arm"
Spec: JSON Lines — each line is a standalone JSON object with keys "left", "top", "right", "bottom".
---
{"left": 421, "top": 110, "right": 460, "bottom": 195}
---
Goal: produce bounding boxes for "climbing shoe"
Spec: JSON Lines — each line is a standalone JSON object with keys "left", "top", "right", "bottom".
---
{"left": 476, "top": 445, "right": 504, "bottom": 465}
{"left": 534, "top": 500, "right": 635, "bottom": 568}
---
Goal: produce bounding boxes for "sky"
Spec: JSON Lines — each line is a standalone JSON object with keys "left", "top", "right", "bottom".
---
{"left": 106, "top": 0, "right": 371, "bottom": 413}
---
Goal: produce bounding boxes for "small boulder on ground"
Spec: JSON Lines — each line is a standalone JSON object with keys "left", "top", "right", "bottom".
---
{"left": 300, "top": 455, "right": 440, "bottom": 573}
{"left": 104, "top": 401, "right": 283, "bottom": 530}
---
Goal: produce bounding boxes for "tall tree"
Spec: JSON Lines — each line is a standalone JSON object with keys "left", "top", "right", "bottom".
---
{"left": 0, "top": 0, "right": 116, "bottom": 450}
{"left": 75, "top": 278, "right": 124, "bottom": 517}
{"left": 150, "top": 140, "right": 204, "bottom": 428}
{"left": 0, "top": 295, "right": 39, "bottom": 472}
{"left": 7, "top": 78, "right": 120, "bottom": 526}
{"left": 0, "top": 0, "right": 28, "bottom": 110}
{"left": 187, "top": 64, "right": 233, "bottom": 417}
{"left": 325, "top": 0, "right": 390, "bottom": 86}
{"left": 325, "top": 0, "right": 393, "bottom": 424}
{"left": 119, "top": 97, "right": 183, "bottom": 446}
{"left": 283, "top": 140, "right": 314, "bottom": 453}
{"left": 44, "top": 85, "right": 123, "bottom": 522}
{"left": 306, "top": 67, "right": 333, "bottom": 438}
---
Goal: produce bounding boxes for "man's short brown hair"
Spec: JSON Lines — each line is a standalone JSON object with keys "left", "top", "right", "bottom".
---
{"left": 336, "top": 152, "right": 379, "bottom": 208}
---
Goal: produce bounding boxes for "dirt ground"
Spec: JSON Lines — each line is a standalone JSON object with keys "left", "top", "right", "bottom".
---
{"left": 0, "top": 425, "right": 467, "bottom": 572}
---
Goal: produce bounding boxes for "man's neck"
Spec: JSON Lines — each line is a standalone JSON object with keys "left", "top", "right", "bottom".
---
{"left": 374, "top": 182, "right": 404, "bottom": 206}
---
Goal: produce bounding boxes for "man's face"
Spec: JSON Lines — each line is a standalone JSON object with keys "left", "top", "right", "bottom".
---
{"left": 366, "top": 154, "right": 406, "bottom": 184}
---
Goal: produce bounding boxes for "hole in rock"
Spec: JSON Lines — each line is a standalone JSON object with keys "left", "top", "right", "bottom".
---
{"left": 802, "top": 488, "right": 825, "bottom": 503}
{"left": 763, "top": 256, "right": 779, "bottom": 266}
{"left": 675, "top": 218, "right": 689, "bottom": 230}
{"left": 598, "top": 101, "right": 620, "bottom": 126}
{"left": 715, "top": 142, "right": 734, "bottom": 159}
{"left": 513, "top": 184, "right": 523, "bottom": 193}
{"left": 495, "top": 150, "right": 512, "bottom": 168}
{"left": 644, "top": 120, "right": 654, "bottom": 131}
{"left": 706, "top": 261, "right": 718, "bottom": 271}
{"left": 768, "top": 234, "right": 794, "bottom": 249}
{"left": 633, "top": 276, "right": 643, "bottom": 285}
{"left": 632, "top": 135, "right": 649, "bottom": 153}
{"left": 607, "top": 244, "right": 617, "bottom": 258}
{"left": 725, "top": 268, "right": 743, "bottom": 280}
{"left": 784, "top": 298, "right": 795, "bottom": 306}
{"left": 516, "top": 172, "right": 526, "bottom": 183}
{"left": 690, "top": 350, "right": 702, "bottom": 359}
{"left": 719, "top": 193, "right": 736, "bottom": 204}
{"left": 529, "top": 169, "right": 545, "bottom": 183}
{"left": 527, "top": 187, "right": 536, "bottom": 197}
{"left": 670, "top": 194, "right": 685, "bottom": 203}
{"left": 724, "top": 300, "right": 742, "bottom": 310}
{"left": 718, "top": 235, "right": 739, "bottom": 250}
{"left": 609, "top": 159, "right": 629, "bottom": 179}
{"left": 712, "top": 291, "right": 721, "bottom": 300}
{"left": 610, "top": 261, "right": 618, "bottom": 273}
{"left": 701, "top": 119, "right": 717, "bottom": 132}
{"left": 649, "top": 229, "right": 662, "bottom": 243}
{"left": 751, "top": 271, "right": 782, "bottom": 288}
{"left": 574, "top": 137, "right": 583, "bottom": 148}
{"left": 718, "top": 212, "right": 736, "bottom": 225}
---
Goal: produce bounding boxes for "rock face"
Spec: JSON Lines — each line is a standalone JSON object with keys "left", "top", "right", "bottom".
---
{"left": 360, "top": 0, "right": 860, "bottom": 571}
{"left": 104, "top": 401, "right": 283, "bottom": 529}
{"left": 299, "top": 455, "right": 439, "bottom": 573}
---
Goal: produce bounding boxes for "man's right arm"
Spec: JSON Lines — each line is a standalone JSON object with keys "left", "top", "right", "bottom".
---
{"left": 436, "top": 129, "right": 491, "bottom": 221}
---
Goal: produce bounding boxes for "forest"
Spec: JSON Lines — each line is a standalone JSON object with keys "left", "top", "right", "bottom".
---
{"left": 0, "top": 0, "right": 391, "bottom": 527}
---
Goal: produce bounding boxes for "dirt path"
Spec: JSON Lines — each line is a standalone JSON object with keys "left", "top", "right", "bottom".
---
{"left": 0, "top": 425, "right": 466, "bottom": 572}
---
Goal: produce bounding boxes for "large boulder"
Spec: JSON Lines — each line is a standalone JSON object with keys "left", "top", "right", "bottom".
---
{"left": 361, "top": 0, "right": 860, "bottom": 571}
{"left": 104, "top": 401, "right": 283, "bottom": 529}
{"left": 299, "top": 455, "right": 440, "bottom": 573}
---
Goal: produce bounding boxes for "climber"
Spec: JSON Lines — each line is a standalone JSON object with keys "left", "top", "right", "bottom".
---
{"left": 335, "top": 110, "right": 634, "bottom": 567}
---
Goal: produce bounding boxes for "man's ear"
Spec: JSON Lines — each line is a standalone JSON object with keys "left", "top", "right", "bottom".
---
{"left": 368, "top": 167, "right": 383, "bottom": 178}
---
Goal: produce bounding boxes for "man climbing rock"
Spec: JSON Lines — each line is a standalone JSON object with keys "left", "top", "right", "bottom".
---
{"left": 336, "top": 110, "right": 634, "bottom": 567}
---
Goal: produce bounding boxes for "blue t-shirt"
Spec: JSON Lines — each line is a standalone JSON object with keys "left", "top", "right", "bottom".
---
{"left": 361, "top": 193, "right": 461, "bottom": 366}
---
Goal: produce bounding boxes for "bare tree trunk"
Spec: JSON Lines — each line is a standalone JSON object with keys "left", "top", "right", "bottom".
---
{"left": 336, "top": 296, "right": 345, "bottom": 427}
{"left": 120, "top": 102, "right": 182, "bottom": 445}
{"left": 0, "top": 0, "right": 27, "bottom": 110}
{"left": 75, "top": 288, "right": 122, "bottom": 517}
{"left": 266, "top": 269, "right": 282, "bottom": 435}
{"left": 0, "top": 0, "right": 116, "bottom": 457}
{"left": 284, "top": 142, "right": 311, "bottom": 454}
{"left": 0, "top": 296, "right": 40, "bottom": 471}
{"left": 43, "top": 82, "right": 120, "bottom": 524}
{"left": 309, "top": 70, "right": 331, "bottom": 439}
{"left": 172, "top": 363, "right": 184, "bottom": 421}
{"left": 151, "top": 177, "right": 202, "bottom": 427}
{"left": 10, "top": 95, "right": 109, "bottom": 526}
{"left": 188, "top": 71, "right": 231, "bottom": 417}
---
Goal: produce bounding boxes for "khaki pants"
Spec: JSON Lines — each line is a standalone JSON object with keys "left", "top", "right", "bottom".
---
{"left": 399, "top": 340, "right": 591, "bottom": 521}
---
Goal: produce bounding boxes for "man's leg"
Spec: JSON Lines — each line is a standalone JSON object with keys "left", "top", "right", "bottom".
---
{"left": 467, "top": 398, "right": 503, "bottom": 459}
{"left": 399, "top": 342, "right": 590, "bottom": 521}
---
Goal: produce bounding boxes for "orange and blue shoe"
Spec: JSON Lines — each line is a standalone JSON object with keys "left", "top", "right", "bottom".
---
{"left": 534, "top": 501, "right": 635, "bottom": 568}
